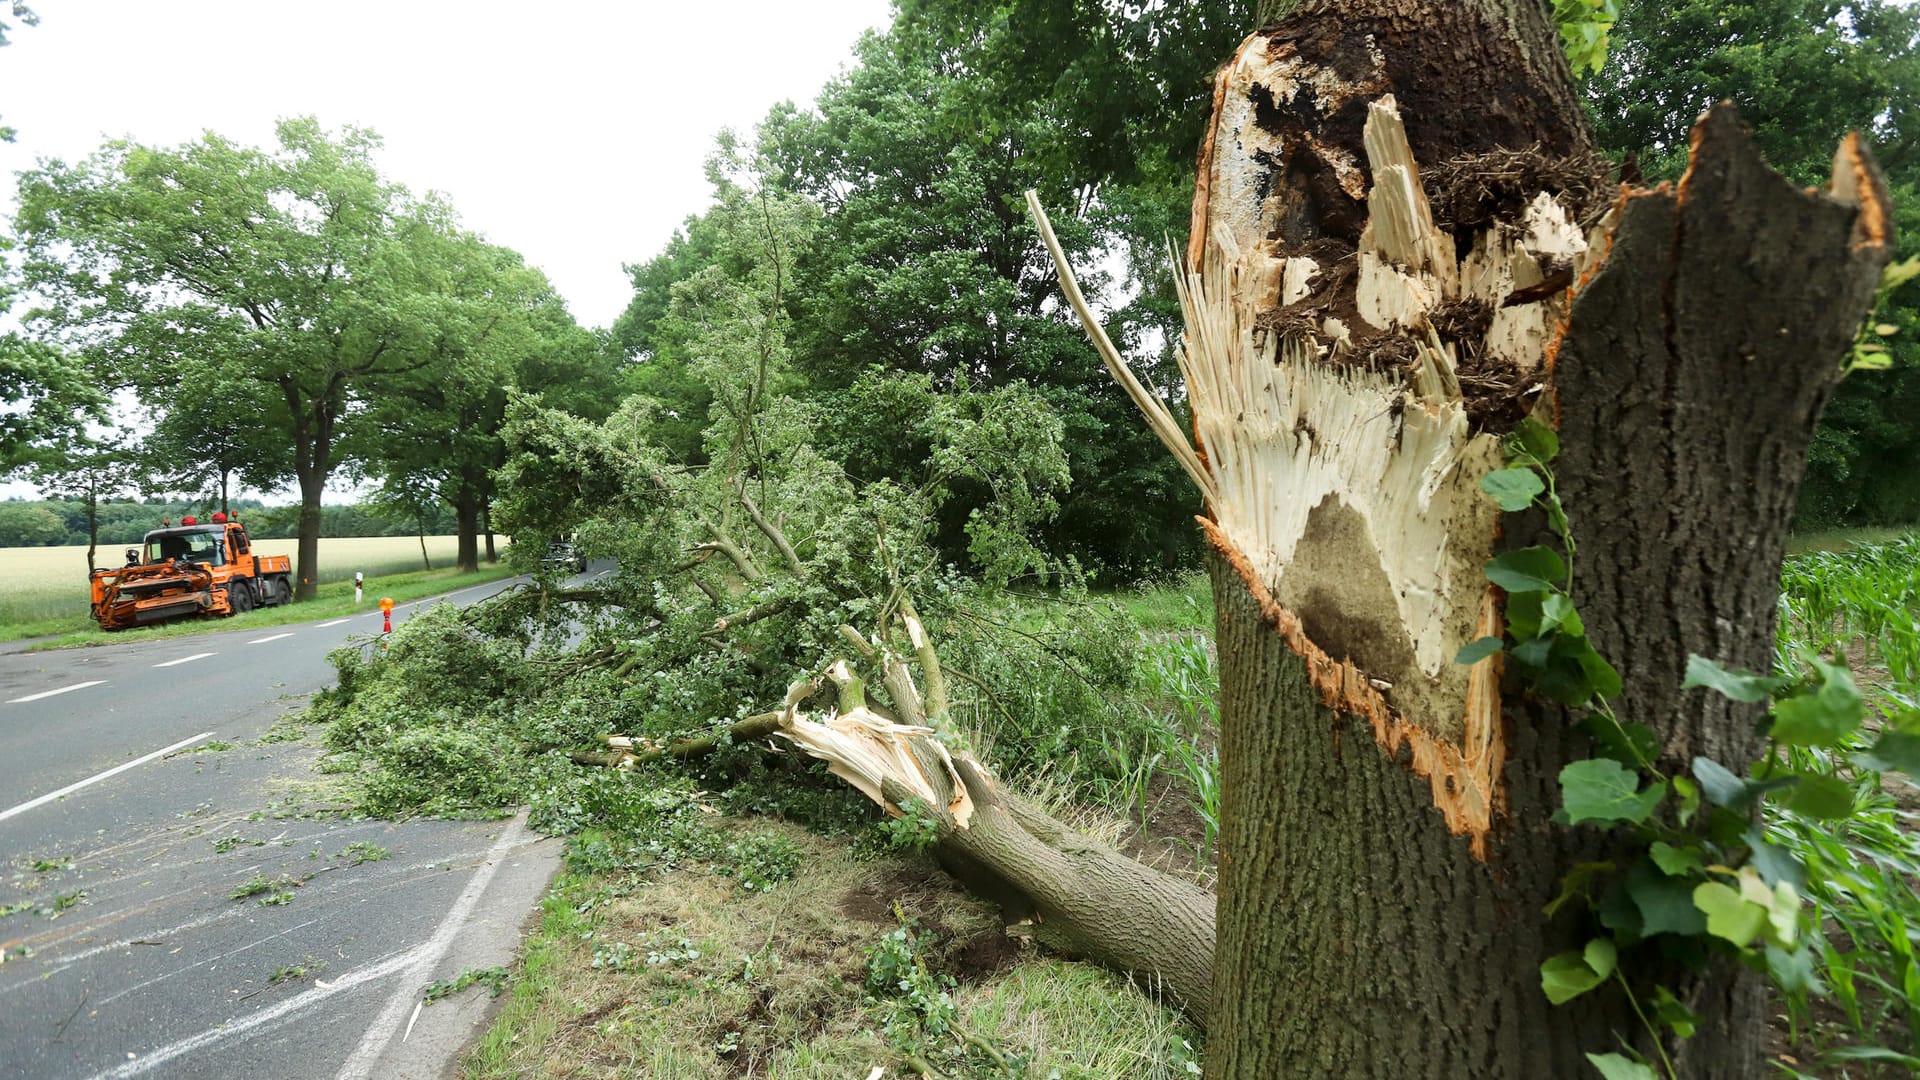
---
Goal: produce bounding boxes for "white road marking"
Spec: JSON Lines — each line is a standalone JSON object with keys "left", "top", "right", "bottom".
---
{"left": 316, "top": 618, "right": 352, "bottom": 627}
{"left": 334, "top": 816, "right": 537, "bottom": 1079}
{"left": 6, "top": 680, "right": 105, "bottom": 704}
{"left": 0, "top": 731, "right": 215, "bottom": 824}
{"left": 246, "top": 632, "right": 294, "bottom": 644}
{"left": 152, "top": 652, "right": 215, "bottom": 668}
{"left": 81, "top": 944, "right": 427, "bottom": 1080}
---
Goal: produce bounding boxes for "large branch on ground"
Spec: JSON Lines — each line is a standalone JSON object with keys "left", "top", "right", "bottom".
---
{"left": 1038, "top": 15, "right": 1888, "bottom": 1075}
{"left": 775, "top": 700, "right": 1217, "bottom": 1025}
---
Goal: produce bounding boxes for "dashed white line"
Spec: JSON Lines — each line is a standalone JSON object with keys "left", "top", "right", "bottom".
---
{"left": 316, "top": 618, "right": 352, "bottom": 627}
{"left": 0, "top": 730, "right": 215, "bottom": 824}
{"left": 246, "top": 632, "right": 295, "bottom": 644}
{"left": 6, "top": 680, "right": 106, "bottom": 704}
{"left": 152, "top": 652, "right": 216, "bottom": 668}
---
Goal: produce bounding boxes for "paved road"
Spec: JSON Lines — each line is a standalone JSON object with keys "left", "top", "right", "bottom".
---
{"left": 0, "top": 573, "right": 586, "bottom": 1080}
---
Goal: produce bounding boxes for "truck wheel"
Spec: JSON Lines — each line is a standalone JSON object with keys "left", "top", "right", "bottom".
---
{"left": 227, "top": 580, "right": 254, "bottom": 615}
{"left": 273, "top": 578, "right": 292, "bottom": 606}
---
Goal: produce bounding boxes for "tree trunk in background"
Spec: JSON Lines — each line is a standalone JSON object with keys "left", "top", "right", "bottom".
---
{"left": 1184, "top": 7, "right": 1891, "bottom": 1077}
{"left": 482, "top": 503, "right": 497, "bottom": 563}
{"left": 454, "top": 493, "right": 481, "bottom": 574}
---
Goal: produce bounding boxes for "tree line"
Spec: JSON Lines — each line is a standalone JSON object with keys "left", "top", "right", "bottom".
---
{"left": 0, "top": 497, "right": 465, "bottom": 549}
{"left": 1, "top": 0, "right": 1913, "bottom": 597}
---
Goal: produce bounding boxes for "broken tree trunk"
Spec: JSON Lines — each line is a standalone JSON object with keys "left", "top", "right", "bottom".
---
{"left": 1147, "top": 8, "right": 1890, "bottom": 1078}
{"left": 776, "top": 698, "right": 1218, "bottom": 1023}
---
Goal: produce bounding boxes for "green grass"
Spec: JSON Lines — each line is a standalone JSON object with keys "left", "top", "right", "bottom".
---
{"left": 1787, "top": 526, "right": 1920, "bottom": 555}
{"left": 10, "top": 561, "right": 519, "bottom": 648}
{"left": 1108, "top": 571, "right": 1213, "bottom": 634}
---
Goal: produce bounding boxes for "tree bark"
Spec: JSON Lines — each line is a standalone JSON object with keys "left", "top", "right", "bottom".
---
{"left": 454, "top": 490, "right": 481, "bottom": 574}
{"left": 1177, "top": 11, "right": 1891, "bottom": 1079}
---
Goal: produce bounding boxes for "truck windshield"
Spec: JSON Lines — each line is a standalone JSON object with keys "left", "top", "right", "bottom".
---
{"left": 150, "top": 532, "right": 225, "bottom": 565}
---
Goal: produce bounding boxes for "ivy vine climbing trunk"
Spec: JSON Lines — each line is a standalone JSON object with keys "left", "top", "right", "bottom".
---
{"left": 1110, "top": 3, "right": 1889, "bottom": 1077}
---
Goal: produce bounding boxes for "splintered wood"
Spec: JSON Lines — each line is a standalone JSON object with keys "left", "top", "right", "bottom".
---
{"left": 776, "top": 705, "right": 977, "bottom": 830}
{"left": 1037, "top": 46, "right": 1612, "bottom": 857}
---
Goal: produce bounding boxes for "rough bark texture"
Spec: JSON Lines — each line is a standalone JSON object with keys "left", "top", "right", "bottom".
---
{"left": 892, "top": 758, "right": 1218, "bottom": 1023}
{"left": 1190, "top": 8, "right": 1890, "bottom": 1079}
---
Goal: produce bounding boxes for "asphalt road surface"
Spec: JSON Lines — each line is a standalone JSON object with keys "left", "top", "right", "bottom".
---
{"left": 0, "top": 571, "right": 591, "bottom": 1080}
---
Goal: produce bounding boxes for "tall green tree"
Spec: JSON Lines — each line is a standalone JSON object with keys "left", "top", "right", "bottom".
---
{"left": 15, "top": 118, "right": 450, "bottom": 599}
{"left": 359, "top": 226, "right": 609, "bottom": 573}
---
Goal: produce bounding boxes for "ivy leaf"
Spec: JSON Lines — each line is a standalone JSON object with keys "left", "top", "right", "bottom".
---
{"left": 1782, "top": 775, "right": 1855, "bottom": 819}
{"left": 1627, "top": 857, "right": 1707, "bottom": 937}
{"left": 1766, "top": 941, "right": 1812, "bottom": 991}
{"left": 1540, "top": 593, "right": 1584, "bottom": 637}
{"left": 1513, "top": 634, "right": 1555, "bottom": 672}
{"left": 1505, "top": 591, "right": 1545, "bottom": 640}
{"left": 1455, "top": 636, "right": 1504, "bottom": 665}
{"left": 1693, "top": 881, "right": 1766, "bottom": 947}
{"left": 1649, "top": 841, "right": 1703, "bottom": 877}
{"left": 1745, "top": 829, "right": 1807, "bottom": 892}
{"left": 1770, "top": 661, "right": 1865, "bottom": 747}
{"left": 1576, "top": 645, "right": 1623, "bottom": 700}
{"left": 1543, "top": 861, "right": 1615, "bottom": 918}
{"left": 1481, "top": 467, "right": 1545, "bottom": 511}
{"left": 1561, "top": 759, "right": 1665, "bottom": 826}
{"left": 1672, "top": 776, "right": 1701, "bottom": 826}
{"left": 1540, "top": 939, "right": 1615, "bottom": 1004}
{"left": 1682, "top": 654, "right": 1782, "bottom": 703}
{"left": 1484, "top": 547, "right": 1568, "bottom": 593}
{"left": 1693, "top": 757, "right": 1763, "bottom": 811}
{"left": 1582, "top": 716, "right": 1659, "bottom": 770}
{"left": 1586, "top": 1052, "right": 1659, "bottom": 1080}
{"left": 1510, "top": 416, "right": 1560, "bottom": 464}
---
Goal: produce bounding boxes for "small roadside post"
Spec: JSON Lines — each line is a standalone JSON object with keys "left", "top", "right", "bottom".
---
{"left": 355, "top": 571, "right": 365, "bottom": 605}
{"left": 380, "top": 596, "right": 393, "bottom": 635}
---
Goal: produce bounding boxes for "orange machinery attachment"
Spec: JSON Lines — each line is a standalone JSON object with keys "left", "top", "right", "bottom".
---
{"left": 88, "top": 514, "right": 295, "bottom": 631}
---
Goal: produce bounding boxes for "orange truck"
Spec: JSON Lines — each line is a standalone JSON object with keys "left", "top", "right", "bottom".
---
{"left": 88, "top": 513, "right": 294, "bottom": 631}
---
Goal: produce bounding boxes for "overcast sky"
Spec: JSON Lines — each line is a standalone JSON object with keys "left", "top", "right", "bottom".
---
{"left": 0, "top": 1, "right": 895, "bottom": 501}
{"left": 0, "top": 0, "right": 895, "bottom": 330}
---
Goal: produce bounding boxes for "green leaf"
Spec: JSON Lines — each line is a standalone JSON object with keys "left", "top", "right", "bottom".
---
{"left": 1510, "top": 417, "right": 1560, "bottom": 464}
{"left": 1672, "top": 776, "right": 1701, "bottom": 825}
{"left": 1454, "top": 636, "right": 1504, "bottom": 665}
{"left": 1649, "top": 842, "right": 1702, "bottom": 877}
{"left": 1481, "top": 467, "right": 1545, "bottom": 510}
{"left": 1770, "top": 661, "right": 1865, "bottom": 747}
{"left": 1540, "top": 593, "right": 1584, "bottom": 637}
{"left": 1561, "top": 759, "right": 1665, "bottom": 826}
{"left": 1582, "top": 716, "right": 1659, "bottom": 770}
{"left": 1693, "top": 881, "right": 1766, "bottom": 947}
{"left": 1693, "top": 757, "right": 1757, "bottom": 811}
{"left": 1745, "top": 830, "right": 1807, "bottom": 892}
{"left": 1543, "top": 861, "right": 1615, "bottom": 918}
{"left": 1782, "top": 775, "right": 1855, "bottom": 819}
{"left": 1484, "top": 547, "right": 1568, "bottom": 593}
{"left": 1855, "top": 730, "right": 1920, "bottom": 774}
{"left": 1541, "top": 942, "right": 1615, "bottom": 1004}
{"left": 1505, "top": 591, "right": 1545, "bottom": 640}
{"left": 1653, "top": 985, "right": 1701, "bottom": 1038}
{"left": 1586, "top": 1053, "right": 1659, "bottom": 1080}
{"left": 1575, "top": 643, "right": 1623, "bottom": 700}
{"left": 1628, "top": 857, "right": 1707, "bottom": 937}
{"left": 1758, "top": 941, "right": 1820, "bottom": 991}
{"left": 1512, "top": 634, "right": 1555, "bottom": 672}
{"left": 1682, "top": 654, "right": 1780, "bottom": 703}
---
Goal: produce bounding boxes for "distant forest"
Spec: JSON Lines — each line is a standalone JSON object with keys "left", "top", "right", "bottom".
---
{"left": 0, "top": 498, "right": 458, "bottom": 548}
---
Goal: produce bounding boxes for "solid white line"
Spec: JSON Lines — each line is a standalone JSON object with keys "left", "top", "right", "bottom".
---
{"left": 152, "top": 652, "right": 215, "bottom": 668}
{"left": 246, "top": 632, "right": 294, "bottom": 644}
{"left": 81, "top": 945, "right": 426, "bottom": 1080}
{"left": 316, "top": 618, "right": 352, "bottom": 627}
{"left": 333, "top": 815, "right": 536, "bottom": 1079}
{"left": 6, "top": 680, "right": 105, "bottom": 704}
{"left": 0, "top": 730, "right": 215, "bottom": 824}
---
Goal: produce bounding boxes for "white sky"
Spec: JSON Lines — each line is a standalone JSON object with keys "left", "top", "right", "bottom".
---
{"left": 0, "top": 0, "right": 894, "bottom": 331}
{"left": 0, "top": 0, "right": 895, "bottom": 502}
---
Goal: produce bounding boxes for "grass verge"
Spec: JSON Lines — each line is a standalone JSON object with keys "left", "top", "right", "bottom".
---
{"left": 8, "top": 562, "right": 519, "bottom": 648}
{"left": 457, "top": 821, "right": 1201, "bottom": 1080}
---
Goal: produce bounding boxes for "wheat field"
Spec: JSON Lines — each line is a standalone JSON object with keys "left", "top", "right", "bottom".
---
{"left": 0, "top": 535, "right": 480, "bottom": 627}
